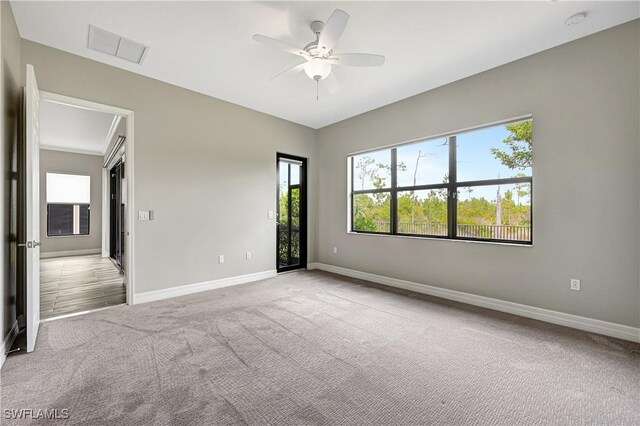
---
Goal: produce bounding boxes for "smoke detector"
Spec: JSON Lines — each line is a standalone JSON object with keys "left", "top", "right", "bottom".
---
{"left": 88, "top": 25, "right": 149, "bottom": 64}
{"left": 565, "top": 12, "right": 587, "bottom": 27}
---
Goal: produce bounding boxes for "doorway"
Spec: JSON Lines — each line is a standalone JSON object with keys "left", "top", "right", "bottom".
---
{"left": 36, "top": 100, "right": 126, "bottom": 321}
{"left": 109, "top": 158, "right": 125, "bottom": 271}
{"left": 20, "top": 63, "right": 136, "bottom": 352}
{"left": 276, "top": 153, "right": 307, "bottom": 272}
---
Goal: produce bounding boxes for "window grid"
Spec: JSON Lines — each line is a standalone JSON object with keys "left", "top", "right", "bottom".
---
{"left": 45, "top": 172, "right": 92, "bottom": 237}
{"left": 349, "top": 121, "right": 533, "bottom": 244}
{"left": 47, "top": 203, "right": 91, "bottom": 237}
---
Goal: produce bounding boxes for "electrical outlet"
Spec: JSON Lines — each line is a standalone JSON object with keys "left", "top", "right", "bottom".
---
{"left": 333, "top": 247, "right": 338, "bottom": 254}
{"left": 138, "top": 210, "right": 149, "bottom": 221}
{"left": 218, "top": 255, "right": 224, "bottom": 264}
{"left": 570, "top": 279, "right": 581, "bottom": 291}
{"left": 268, "top": 211, "right": 274, "bottom": 219}
{"left": 246, "top": 252, "right": 252, "bottom": 260}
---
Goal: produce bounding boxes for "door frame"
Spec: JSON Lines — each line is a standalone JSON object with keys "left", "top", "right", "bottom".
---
{"left": 38, "top": 90, "right": 136, "bottom": 305}
{"left": 276, "top": 153, "right": 307, "bottom": 273}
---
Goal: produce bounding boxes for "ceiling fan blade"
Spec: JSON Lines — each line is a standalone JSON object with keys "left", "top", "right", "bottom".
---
{"left": 331, "top": 53, "right": 385, "bottom": 67}
{"left": 252, "top": 34, "right": 308, "bottom": 58}
{"left": 270, "top": 61, "right": 306, "bottom": 82}
{"left": 324, "top": 72, "right": 340, "bottom": 94}
{"left": 318, "top": 9, "right": 349, "bottom": 56}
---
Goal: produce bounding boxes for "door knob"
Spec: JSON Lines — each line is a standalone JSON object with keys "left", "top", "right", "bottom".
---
{"left": 18, "top": 241, "right": 39, "bottom": 248}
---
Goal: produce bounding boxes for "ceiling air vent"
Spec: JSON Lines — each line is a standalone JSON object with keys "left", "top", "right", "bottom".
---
{"left": 88, "top": 25, "right": 148, "bottom": 65}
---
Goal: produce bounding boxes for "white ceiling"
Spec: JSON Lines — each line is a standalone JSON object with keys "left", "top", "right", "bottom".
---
{"left": 12, "top": 1, "right": 639, "bottom": 129}
{"left": 40, "top": 100, "right": 119, "bottom": 155}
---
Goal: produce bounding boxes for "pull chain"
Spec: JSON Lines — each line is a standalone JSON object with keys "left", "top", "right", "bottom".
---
{"left": 316, "top": 78, "right": 319, "bottom": 101}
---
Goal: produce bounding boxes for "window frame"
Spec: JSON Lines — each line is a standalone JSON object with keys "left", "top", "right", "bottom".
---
{"left": 46, "top": 202, "right": 91, "bottom": 237}
{"left": 348, "top": 117, "right": 533, "bottom": 245}
{"left": 45, "top": 172, "right": 92, "bottom": 238}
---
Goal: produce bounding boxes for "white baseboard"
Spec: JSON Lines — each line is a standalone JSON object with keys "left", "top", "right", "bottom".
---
{"left": 307, "top": 263, "right": 640, "bottom": 343}
{"left": 1, "top": 320, "right": 20, "bottom": 369}
{"left": 41, "top": 248, "right": 102, "bottom": 259}
{"left": 135, "top": 270, "right": 277, "bottom": 304}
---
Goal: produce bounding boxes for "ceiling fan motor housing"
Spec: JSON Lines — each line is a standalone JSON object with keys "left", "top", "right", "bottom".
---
{"left": 305, "top": 21, "right": 331, "bottom": 58}
{"left": 310, "top": 20, "right": 324, "bottom": 35}
{"left": 304, "top": 20, "right": 332, "bottom": 79}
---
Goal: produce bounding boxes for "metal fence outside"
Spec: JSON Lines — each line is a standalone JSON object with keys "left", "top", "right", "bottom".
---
{"left": 372, "top": 221, "right": 531, "bottom": 241}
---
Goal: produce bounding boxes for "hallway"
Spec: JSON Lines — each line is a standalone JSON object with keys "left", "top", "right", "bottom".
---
{"left": 40, "top": 255, "right": 125, "bottom": 320}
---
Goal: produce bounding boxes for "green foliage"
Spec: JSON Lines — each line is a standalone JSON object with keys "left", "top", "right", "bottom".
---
{"left": 490, "top": 120, "right": 532, "bottom": 170}
{"left": 355, "top": 155, "right": 407, "bottom": 190}
{"left": 396, "top": 191, "right": 447, "bottom": 224}
{"left": 457, "top": 195, "right": 530, "bottom": 227}
{"left": 278, "top": 187, "right": 301, "bottom": 261}
{"left": 353, "top": 193, "right": 390, "bottom": 232}
{"left": 354, "top": 216, "right": 377, "bottom": 232}
{"left": 279, "top": 188, "right": 301, "bottom": 227}
{"left": 513, "top": 175, "right": 530, "bottom": 205}
{"left": 355, "top": 156, "right": 385, "bottom": 190}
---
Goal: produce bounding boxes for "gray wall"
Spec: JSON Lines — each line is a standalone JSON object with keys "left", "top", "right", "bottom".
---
{"left": 316, "top": 20, "right": 640, "bottom": 328}
{"left": 21, "top": 40, "right": 318, "bottom": 295}
{"left": 1, "top": 0, "right": 21, "bottom": 342}
{"left": 39, "top": 149, "right": 102, "bottom": 254}
{"left": 15, "top": 19, "right": 639, "bottom": 330}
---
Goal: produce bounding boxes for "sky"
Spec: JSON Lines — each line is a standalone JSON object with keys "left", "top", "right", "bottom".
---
{"left": 279, "top": 161, "right": 300, "bottom": 188}
{"left": 353, "top": 122, "right": 532, "bottom": 204}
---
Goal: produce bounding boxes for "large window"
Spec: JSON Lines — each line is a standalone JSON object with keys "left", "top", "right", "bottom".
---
{"left": 46, "top": 173, "right": 91, "bottom": 237}
{"left": 349, "top": 118, "right": 532, "bottom": 244}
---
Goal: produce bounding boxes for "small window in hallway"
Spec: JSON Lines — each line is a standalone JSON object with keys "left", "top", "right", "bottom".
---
{"left": 46, "top": 173, "right": 91, "bottom": 236}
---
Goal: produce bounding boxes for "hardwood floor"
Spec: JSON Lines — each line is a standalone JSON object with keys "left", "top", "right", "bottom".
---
{"left": 40, "top": 254, "right": 126, "bottom": 320}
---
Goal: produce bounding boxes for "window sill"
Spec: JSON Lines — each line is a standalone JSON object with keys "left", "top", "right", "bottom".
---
{"left": 347, "top": 231, "right": 533, "bottom": 247}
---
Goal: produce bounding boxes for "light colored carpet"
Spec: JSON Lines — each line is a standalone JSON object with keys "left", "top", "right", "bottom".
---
{"left": 1, "top": 270, "right": 639, "bottom": 425}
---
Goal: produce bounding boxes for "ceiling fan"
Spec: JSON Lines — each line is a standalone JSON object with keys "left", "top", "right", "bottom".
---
{"left": 252, "top": 9, "right": 385, "bottom": 99}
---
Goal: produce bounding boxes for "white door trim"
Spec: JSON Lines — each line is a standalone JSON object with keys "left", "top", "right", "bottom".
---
{"left": 25, "top": 65, "right": 41, "bottom": 352}
{"left": 39, "top": 90, "right": 136, "bottom": 305}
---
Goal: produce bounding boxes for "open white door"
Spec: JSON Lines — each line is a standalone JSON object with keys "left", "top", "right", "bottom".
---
{"left": 24, "top": 64, "right": 41, "bottom": 352}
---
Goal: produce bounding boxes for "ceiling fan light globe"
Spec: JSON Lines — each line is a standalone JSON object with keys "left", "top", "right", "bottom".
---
{"left": 303, "top": 58, "right": 331, "bottom": 80}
